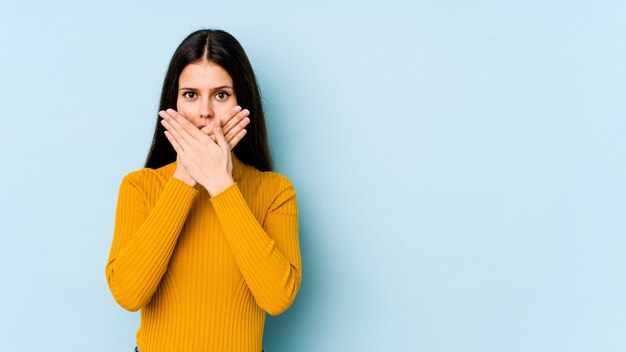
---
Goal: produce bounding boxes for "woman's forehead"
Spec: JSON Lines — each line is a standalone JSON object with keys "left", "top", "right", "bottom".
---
{"left": 179, "top": 61, "right": 233, "bottom": 88}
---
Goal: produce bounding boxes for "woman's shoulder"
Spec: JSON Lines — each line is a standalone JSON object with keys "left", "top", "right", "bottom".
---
{"left": 118, "top": 161, "right": 177, "bottom": 190}
{"left": 264, "top": 170, "right": 293, "bottom": 186}
{"left": 243, "top": 168, "right": 296, "bottom": 200}
{"left": 233, "top": 154, "right": 289, "bottom": 186}
{"left": 252, "top": 170, "right": 298, "bottom": 209}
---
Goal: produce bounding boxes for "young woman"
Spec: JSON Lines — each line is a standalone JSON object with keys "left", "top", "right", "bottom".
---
{"left": 105, "top": 28, "right": 302, "bottom": 352}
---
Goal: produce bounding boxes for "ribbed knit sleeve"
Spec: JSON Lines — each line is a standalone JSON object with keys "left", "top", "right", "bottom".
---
{"left": 209, "top": 176, "right": 302, "bottom": 316}
{"left": 105, "top": 174, "right": 199, "bottom": 312}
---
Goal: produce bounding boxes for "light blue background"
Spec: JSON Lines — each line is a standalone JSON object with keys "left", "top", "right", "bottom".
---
{"left": 1, "top": 0, "right": 625, "bottom": 351}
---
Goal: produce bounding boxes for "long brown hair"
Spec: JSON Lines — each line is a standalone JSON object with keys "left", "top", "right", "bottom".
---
{"left": 144, "top": 29, "right": 273, "bottom": 171}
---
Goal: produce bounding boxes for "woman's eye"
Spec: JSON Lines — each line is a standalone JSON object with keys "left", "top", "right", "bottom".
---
{"left": 216, "top": 92, "right": 230, "bottom": 100}
{"left": 183, "top": 92, "right": 196, "bottom": 99}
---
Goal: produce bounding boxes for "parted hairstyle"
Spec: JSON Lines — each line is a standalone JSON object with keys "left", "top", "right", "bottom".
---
{"left": 144, "top": 28, "right": 273, "bottom": 172}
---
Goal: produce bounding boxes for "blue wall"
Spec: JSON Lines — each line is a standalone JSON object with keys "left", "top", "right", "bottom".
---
{"left": 1, "top": 0, "right": 625, "bottom": 351}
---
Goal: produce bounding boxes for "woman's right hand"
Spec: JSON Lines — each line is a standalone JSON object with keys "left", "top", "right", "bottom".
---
{"left": 172, "top": 106, "right": 251, "bottom": 187}
{"left": 203, "top": 105, "right": 251, "bottom": 147}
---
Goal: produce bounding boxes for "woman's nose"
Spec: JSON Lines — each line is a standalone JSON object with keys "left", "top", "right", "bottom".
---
{"left": 199, "top": 98, "right": 214, "bottom": 119}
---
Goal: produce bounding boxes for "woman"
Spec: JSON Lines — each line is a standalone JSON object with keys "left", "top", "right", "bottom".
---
{"left": 105, "top": 28, "right": 302, "bottom": 352}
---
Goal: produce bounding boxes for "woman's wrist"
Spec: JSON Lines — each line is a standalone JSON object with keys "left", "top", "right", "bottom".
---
{"left": 173, "top": 170, "right": 197, "bottom": 187}
{"left": 203, "top": 174, "right": 235, "bottom": 197}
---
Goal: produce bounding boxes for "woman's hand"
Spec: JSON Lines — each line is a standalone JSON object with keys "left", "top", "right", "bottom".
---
{"left": 204, "top": 106, "right": 251, "bottom": 145}
{"left": 160, "top": 108, "right": 244, "bottom": 197}
{"left": 159, "top": 106, "right": 250, "bottom": 188}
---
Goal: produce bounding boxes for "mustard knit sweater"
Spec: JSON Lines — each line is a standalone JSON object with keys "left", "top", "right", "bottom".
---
{"left": 105, "top": 153, "right": 302, "bottom": 352}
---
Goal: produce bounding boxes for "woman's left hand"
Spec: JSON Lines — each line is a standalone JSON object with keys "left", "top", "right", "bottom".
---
{"left": 160, "top": 108, "right": 235, "bottom": 197}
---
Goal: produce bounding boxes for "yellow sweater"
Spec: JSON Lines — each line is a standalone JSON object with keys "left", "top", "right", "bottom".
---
{"left": 105, "top": 153, "right": 302, "bottom": 352}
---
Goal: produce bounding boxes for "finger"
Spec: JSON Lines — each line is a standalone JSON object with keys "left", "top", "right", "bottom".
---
{"left": 210, "top": 105, "right": 241, "bottom": 136}
{"left": 225, "top": 116, "right": 250, "bottom": 142}
{"left": 218, "top": 105, "right": 243, "bottom": 132}
{"left": 159, "top": 110, "right": 187, "bottom": 143}
{"left": 222, "top": 108, "right": 250, "bottom": 135}
{"left": 160, "top": 109, "right": 203, "bottom": 141}
{"left": 164, "top": 130, "right": 184, "bottom": 157}
{"left": 166, "top": 109, "right": 200, "bottom": 138}
{"left": 160, "top": 116, "right": 192, "bottom": 154}
{"left": 228, "top": 129, "right": 247, "bottom": 149}
{"left": 201, "top": 124, "right": 215, "bottom": 137}
{"left": 212, "top": 119, "right": 229, "bottom": 150}
{"left": 199, "top": 125, "right": 220, "bottom": 146}
{"left": 160, "top": 109, "right": 203, "bottom": 154}
{"left": 201, "top": 114, "right": 248, "bottom": 142}
{"left": 198, "top": 107, "right": 249, "bottom": 139}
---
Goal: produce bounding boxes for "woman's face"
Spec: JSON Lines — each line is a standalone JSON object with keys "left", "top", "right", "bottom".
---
{"left": 176, "top": 60, "right": 238, "bottom": 129}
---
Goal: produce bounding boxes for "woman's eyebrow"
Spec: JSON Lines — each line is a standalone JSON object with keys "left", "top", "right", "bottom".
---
{"left": 179, "top": 85, "right": 234, "bottom": 91}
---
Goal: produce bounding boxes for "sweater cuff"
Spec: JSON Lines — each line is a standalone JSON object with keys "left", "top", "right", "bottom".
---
{"left": 209, "top": 182, "right": 242, "bottom": 208}
{"left": 163, "top": 176, "right": 199, "bottom": 203}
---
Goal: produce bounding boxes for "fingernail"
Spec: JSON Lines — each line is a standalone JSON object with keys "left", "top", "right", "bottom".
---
{"left": 234, "top": 106, "right": 242, "bottom": 111}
